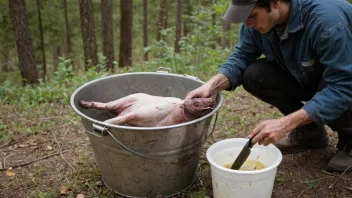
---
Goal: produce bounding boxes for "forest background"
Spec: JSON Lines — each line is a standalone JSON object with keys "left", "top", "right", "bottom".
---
{"left": 0, "top": 0, "right": 238, "bottom": 88}
{"left": 1, "top": 0, "right": 352, "bottom": 197}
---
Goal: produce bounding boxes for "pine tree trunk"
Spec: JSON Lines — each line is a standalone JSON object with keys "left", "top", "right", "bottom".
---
{"left": 222, "top": 21, "right": 231, "bottom": 49}
{"left": 101, "top": 0, "right": 115, "bottom": 71}
{"left": 36, "top": 0, "right": 46, "bottom": 77}
{"left": 212, "top": 0, "right": 216, "bottom": 27}
{"left": 118, "top": 0, "right": 132, "bottom": 67}
{"left": 53, "top": 46, "right": 61, "bottom": 72}
{"left": 183, "top": 0, "right": 192, "bottom": 37}
{"left": 9, "top": 0, "right": 38, "bottom": 85}
{"left": 157, "top": 0, "right": 168, "bottom": 41}
{"left": 212, "top": 0, "right": 221, "bottom": 48}
{"left": 79, "top": 0, "right": 98, "bottom": 71}
{"left": 175, "top": 0, "right": 183, "bottom": 53}
{"left": 64, "top": 0, "right": 73, "bottom": 59}
{"left": 143, "top": 0, "right": 148, "bottom": 61}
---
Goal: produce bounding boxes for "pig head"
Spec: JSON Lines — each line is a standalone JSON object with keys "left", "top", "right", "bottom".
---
{"left": 183, "top": 98, "right": 214, "bottom": 118}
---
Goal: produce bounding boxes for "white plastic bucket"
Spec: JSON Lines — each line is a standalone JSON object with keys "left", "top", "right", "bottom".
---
{"left": 206, "top": 138, "right": 282, "bottom": 198}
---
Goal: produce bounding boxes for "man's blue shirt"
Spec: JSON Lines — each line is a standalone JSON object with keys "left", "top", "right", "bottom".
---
{"left": 218, "top": 0, "right": 352, "bottom": 126}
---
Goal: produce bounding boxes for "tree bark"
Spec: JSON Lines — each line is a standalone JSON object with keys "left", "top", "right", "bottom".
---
{"left": 183, "top": 0, "right": 192, "bottom": 37}
{"left": 53, "top": 46, "right": 61, "bottom": 72}
{"left": 36, "top": 0, "right": 46, "bottom": 77}
{"left": 212, "top": 0, "right": 216, "bottom": 27}
{"left": 118, "top": 0, "right": 132, "bottom": 67}
{"left": 222, "top": 21, "right": 231, "bottom": 49}
{"left": 64, "top": 0, "right": 73, "bottom": 60}
{"left": 9, "top": 0, "right": 38, "bottom": 85}
{"left": 212, "top": 0, "right": 221, "bottom": 48}
{"left": 143, "top": 0, "right": 148, "bottom": 61}
{"left": 157, "top": 0, "right": 168, "bottom": 41}
{"left": 101, "top": 0, "right": 115, "bottom": 71}
{"left": 79, "top": 0, "right": 98, "bottom": 71}
{"left": 175, "top": 0, "right": 183, "bottom": 53}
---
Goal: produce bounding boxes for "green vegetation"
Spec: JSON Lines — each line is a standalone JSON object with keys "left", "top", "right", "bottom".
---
{"left": 0, "top": 71, "right": 21, "bottom": 85}
{"left": 0, "top": 1, "right": 245, "bottom": 197}
{"left": 0, "top": 0, "right": 241, "bottom": 108}
{"left": 0, "top": 0, "right": 239, "bottom": 80}
{"left": 0, "top": 45, "right": 230, "bottom": 107}
{"left": 0, "top": 28, "right": 237, "bottom": 107}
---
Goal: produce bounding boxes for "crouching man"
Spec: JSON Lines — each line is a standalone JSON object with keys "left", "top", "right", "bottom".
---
{"left": 186, "top": 0, "right": 352, "bottom": 172}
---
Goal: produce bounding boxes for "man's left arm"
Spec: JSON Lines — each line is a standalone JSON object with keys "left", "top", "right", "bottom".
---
{"left": 250, "top": 22, "right": 352, "bottom": 145}
{"left": 303, "top": 23, "right": 352, "bottom": 126}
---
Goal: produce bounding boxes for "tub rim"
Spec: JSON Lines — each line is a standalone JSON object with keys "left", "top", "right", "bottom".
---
{"left": 70, "top": 72, "right": 224, "bottom": 131}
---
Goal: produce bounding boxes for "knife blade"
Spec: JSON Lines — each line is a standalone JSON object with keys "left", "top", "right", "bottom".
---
{"left": 230, "top": 138, "right": 253, "bottom": 170}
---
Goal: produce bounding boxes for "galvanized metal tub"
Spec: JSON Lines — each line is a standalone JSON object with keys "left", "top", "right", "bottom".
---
{"left": 70, "top": 69, "right": 223, "bottom": 197}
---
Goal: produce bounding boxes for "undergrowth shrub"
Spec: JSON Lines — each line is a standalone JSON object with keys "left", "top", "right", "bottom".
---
{"left": 0, "top": 2, "right": 240, "bottom": 108}
{"left": 0, "top": 59, "right": 109, "bottom": 107}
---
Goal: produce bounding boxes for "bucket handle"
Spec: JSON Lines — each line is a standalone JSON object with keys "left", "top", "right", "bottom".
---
{"left": 82, "top": 123, "right": 185, "bottom": 160}
{"left": 156, "top": 67, "right": 172, "bottom": 73}
{"left": 205, "top": 111, "right": 219, "bottom": 141}
{"left": 156, "top": 67, "right": 200, "bottom": 81}
{"left": 82, "top": 111, "right": 218, "bottom": 160}
{"left": 82, "top": 123, "right": 107, "bottom": 137}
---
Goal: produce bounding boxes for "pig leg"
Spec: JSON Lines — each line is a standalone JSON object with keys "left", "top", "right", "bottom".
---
{"left": 79, "top": 93, "right": 148, "bottom": 111}
{"left": 79, "top": 98, "right": 130, "bottom": 115}
{"left": 104, "top": 113, "right": 135, "bottom": 125}
{"left": 79, "top": 101, "right": 110, "bottom": 109}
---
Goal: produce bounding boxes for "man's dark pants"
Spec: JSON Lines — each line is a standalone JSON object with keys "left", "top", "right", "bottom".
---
{"left": 241, "top": 58, "right": 352, "bottom": 147}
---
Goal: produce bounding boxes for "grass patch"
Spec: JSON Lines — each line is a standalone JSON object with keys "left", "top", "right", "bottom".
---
{"left": 0, "top": 103, "right": 77, "bottom": 144}
{"left": 186, "top": 188, "right": 209, "bottom": 197}
{"left": 30, "top": 190, "right": 55, "bottom": 198}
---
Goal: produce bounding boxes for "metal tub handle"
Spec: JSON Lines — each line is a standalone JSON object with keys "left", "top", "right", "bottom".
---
{"left": 182, "top": 74, "right": 200, "bottom": 81}
{"left": 205, "top": 111, "right": 219, "bottom": 141}
{"left": 156, "top": 67, "right": 201, "bottom": 82}
{"left": 156, "top": 67, "right": 172, "bottom": 73}
{"left": 83, "top": 123, "right": 190, "bottom": 160}
{"left": 82, "top": 123, "right": 107, "bottom": 137}
{"left": 82, "top": 113, "right": 218, "bottom": 160}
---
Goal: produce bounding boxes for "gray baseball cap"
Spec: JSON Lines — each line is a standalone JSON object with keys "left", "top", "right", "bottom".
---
{"left": 223, "top": 0, "right": 257, "bottom": 23}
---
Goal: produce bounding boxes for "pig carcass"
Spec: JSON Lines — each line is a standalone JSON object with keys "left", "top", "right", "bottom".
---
{"left": 79, "top": 93, "right": 214, "bottom": 127}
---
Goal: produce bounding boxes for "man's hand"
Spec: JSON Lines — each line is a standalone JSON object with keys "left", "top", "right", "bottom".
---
{"left": 185, "top": 83, "right": 215, "bottom": 100}
{"left": 248, "top": 109, "right": 313, "bottom": 146}
{"left": 185, "top": 74, "right": 231, "bottom": 100}
{"left": 248, "top": 119, "right": 290, "bottom": 146}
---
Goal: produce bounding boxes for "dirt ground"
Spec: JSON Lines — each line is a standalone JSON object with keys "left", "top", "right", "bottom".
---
{"left": 0, "top": 89, "right": 351, "bottom": 198}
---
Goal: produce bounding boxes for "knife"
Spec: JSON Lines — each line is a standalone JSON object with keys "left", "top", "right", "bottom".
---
{"left": 230, "top": 138, "right": 253, "bottom": 170}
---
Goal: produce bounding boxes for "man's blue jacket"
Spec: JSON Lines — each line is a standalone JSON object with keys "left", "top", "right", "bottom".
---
{"left": 218, "top": 0, "right": 352, "bottom": 126}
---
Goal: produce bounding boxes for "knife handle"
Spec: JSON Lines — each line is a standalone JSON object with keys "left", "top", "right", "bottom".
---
{"left": 247, "top": 138, "right": 253, "bottom": 149}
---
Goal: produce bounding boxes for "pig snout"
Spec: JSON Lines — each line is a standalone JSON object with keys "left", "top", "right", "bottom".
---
{"left": 183, "top": 98, "right": 214, "bottom": 117}
{"left": 191, "top": 98, "right": 214, "bottom": 108}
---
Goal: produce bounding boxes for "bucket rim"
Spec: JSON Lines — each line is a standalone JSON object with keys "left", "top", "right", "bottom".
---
{"left": 206, "top": 138, "right": 283, "bottom": 175}
{"left": 70, "top": 72, "right": 224, "bottom": 130}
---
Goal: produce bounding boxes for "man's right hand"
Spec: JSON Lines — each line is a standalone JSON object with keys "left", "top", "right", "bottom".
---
{"left": 185, "top": 73, "right": 231, "bottom": 100}
{"left": 185, "top": 83, "right": 214, "bottom": 100}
